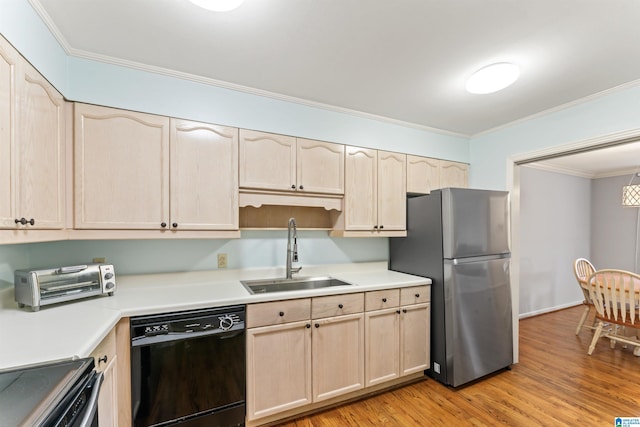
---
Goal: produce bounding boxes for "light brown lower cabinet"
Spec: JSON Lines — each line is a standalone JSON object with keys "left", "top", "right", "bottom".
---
{"left": 90, "top": 329, "right": 118, "bottom": 426}
{"left": 246, "top": 286, "right": 429, "bottom": 425}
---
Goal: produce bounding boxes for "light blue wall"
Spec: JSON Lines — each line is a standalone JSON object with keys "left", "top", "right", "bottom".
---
{"left": 470, "top": 86, "right": 640, "bottom": 190}
{"left": 0, "top": 2, "right": 461, "bottom": 278}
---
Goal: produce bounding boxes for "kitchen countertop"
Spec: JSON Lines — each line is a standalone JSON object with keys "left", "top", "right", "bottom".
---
{"left": 0, "top": 262, "right": 430, "bottom": 371}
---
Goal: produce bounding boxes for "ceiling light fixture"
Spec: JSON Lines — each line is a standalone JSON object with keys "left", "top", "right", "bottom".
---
{"left": 188, "top": 0, "right": 244, "bottom": 12}
{"left": 466, "top": 62, "right": 520, "bottom": 94}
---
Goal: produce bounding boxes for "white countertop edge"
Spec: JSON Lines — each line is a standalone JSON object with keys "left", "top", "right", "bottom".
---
{"left": 0, "top": 262, "right": 431, "bottom": 370}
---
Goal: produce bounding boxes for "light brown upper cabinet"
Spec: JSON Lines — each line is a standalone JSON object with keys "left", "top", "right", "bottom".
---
{"left": 239, "top": 130, "right": 344, "bottom": 195}
{"left": 440, "top": 160, "right": 469, "bottom": 188}
{"left": 406, "top": 155, "right": 440, "bottom": 194}
{"left": 407, "top": 156, "right": 469, "bottom": 194}
{"left": 170, "top": 119, "right": 238, "bottom": 230}
{"left": 0, "top": 36, "right": 66, "bottom": 230}
{"left": 75, "top": 104, "right": 239, "bottom": 231}
{"left": 337, "top": 147, "right": 406, "bottom": 236}
{"left": 75, "top": 103, "right": 170, "bottom": 230}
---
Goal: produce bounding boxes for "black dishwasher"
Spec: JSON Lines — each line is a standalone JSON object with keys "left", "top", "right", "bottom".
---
{"left": 130, "top": 305, "right": 245, "bottom": 427}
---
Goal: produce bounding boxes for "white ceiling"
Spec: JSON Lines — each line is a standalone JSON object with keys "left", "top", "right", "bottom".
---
{"left": 27, "top": 0, "right": 640, "bottom": 176}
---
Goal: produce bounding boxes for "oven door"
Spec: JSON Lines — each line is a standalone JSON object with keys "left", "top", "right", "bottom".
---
{"left": 45, "top": 370, "right": 104, "bottom": 427}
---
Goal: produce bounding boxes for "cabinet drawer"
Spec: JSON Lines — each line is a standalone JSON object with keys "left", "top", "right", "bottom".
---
{"left": 365, "top": 289, "right": 400, "bottom": 311}
{"left": 247, "top": 298, "right": 311, "bottom": 328}
{"left": 400, "top": 285, "right": 430, "bottom": 306}
{"left": 90, "top": 328, "right": 116, "bottom": 373}
{"left": 312, "top": 293, "right": 364, "bottom": 319}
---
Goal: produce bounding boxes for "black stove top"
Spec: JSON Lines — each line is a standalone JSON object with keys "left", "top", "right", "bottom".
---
{"left": 0, "top": 358, "right": 94, "bottom": 426}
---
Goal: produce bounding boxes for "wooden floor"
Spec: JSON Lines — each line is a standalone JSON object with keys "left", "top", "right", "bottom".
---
{"left": 274, "top": 305, "right": 640, "bottom": 426}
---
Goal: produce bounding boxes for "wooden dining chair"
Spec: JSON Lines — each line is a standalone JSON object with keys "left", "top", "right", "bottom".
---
{"left": 573, "top": 258, "right": 596, "bottom": 335}
{"left": 586, "top": 269, "right": 640, "bottom": 355}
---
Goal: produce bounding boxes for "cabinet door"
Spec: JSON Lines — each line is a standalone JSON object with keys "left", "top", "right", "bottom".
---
{"left": 170, "top": 119, "right": 238, "bottom": 230}
{"left": 312, "top": 313, "right": 364, "bottom": 402}
{"left": 74, "top": 103, "right": 170, "bottom": 229}
{"left": 344, "top": 146, "right": 377, "bottom": 231}
{"left": 296, "top": 138, "right": 344, "bottom": 194}
{"left": 15, "top": 61, "right": 65, "bottom": 229}
{"left": 377, "top": 151, "right": 406, "bottom": 231}
{"left": 406, "top": 155, "right": 440, "bottom": 195}
{"left": 400, "top": 303, "right": 430, "bottom": 376}
{"left": 440, "top": 160, "right": 468, "bottom": 188}
{"left": 246, "top": 321, "right": 312, "bottom": 420}
{"left": 365, "top": 308, "right": 399, "bottom": 387}
{"left": 97, "top": 355, "right": 118, "bottom": 427}
{"left": 0, "top": 37, "right": 17, "bottom": 228}
{"left": 239, "top": 129, "right": 296, "bottom": 191}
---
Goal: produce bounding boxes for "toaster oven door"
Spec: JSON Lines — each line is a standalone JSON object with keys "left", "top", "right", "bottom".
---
{"left": 38, "top": 265, "right": 103, "bottom": 301}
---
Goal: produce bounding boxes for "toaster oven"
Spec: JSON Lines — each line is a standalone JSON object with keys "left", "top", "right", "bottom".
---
{"left": 14, "top": 264, "right": 116, "bottom": 312}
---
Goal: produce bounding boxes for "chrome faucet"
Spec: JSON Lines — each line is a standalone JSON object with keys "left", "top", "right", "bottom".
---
{"left": 286, "top": 217, "right": 302, "bottom": 279}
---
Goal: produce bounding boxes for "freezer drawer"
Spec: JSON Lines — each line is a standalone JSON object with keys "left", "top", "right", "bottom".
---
{"left": 441, "top": 188, "right": 510, "bottom": 259}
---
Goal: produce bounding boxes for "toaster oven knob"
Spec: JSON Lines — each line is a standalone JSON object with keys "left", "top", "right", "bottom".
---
{"left": 105, "top": 282, "right": 115, "bottom": 290}
{"left": 104, "top": 272, "right": 114, "bottom": 280}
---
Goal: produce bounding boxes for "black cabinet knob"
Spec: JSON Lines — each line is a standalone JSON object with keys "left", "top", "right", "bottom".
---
{"left": 315, "top": 323, "right": 320, "bottom": 328}
{"left": 299, "top": 185, "right": 304, "bottom": 190}
{"left": 28, "top": 218, "right": 35, "bottom": 225}
{"left": 161, "top": 222, "right": 167, "bottom": 228}
{"left": 306, "top": 323, "right": 311, "bottom": 328}
{"left": 403, "top": 309, "right": 408, "bottom": 313}
{"left": 380, "top": 225, "right": 384, "bottom": 229}
{"left": 172, "top": 223, "right": 178, "bottom": 228}
{"left": 382, "top": 298, "right": 387, "bottom": 303}
{"left": 14, "top": 218, "right": 20, "bottom": 224}
{"left": 338, "top": 304, "right": 343, "bottom": 309}
{"left": 396, "top": 310, "right": 401, "bottom": 314}
{"left": 415, "top": 294, "right": 420, "bottom": 298}
{"left": 373, "top": 225, "right": 378, "bottom": 230}
{"left": 291, "top": 184, "right": 296, "bottom": 189}
{"left": 279, "top": 311, "right": 285, "bottom": 317}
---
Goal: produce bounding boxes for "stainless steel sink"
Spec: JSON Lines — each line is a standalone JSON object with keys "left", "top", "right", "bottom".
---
{"left": 241, "top": 276, "right": 353, "bottom": 294}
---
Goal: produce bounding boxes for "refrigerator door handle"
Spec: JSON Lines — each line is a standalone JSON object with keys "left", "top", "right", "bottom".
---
{"left": 448, "top": 253, "right": 511, "bottom": 265}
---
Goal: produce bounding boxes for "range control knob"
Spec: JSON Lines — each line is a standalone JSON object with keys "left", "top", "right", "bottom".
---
{"left": 219, "top": 315, "right": 235, "bottom": 331}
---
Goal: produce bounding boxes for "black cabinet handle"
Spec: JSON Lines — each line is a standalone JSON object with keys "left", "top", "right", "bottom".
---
{"left": 172, "top": 223, "right": 178, "bottom": 228}
{"left": 315, "top": 323, "right": 320, "bottom": 328}
{"left": 28, "top": 218, "right": 35, "bottom": 225}
{"left": 279, "top": 311, "right": 285, "bottom": 317}
{"left": 306, "top": 324, "right": 311, "bottom": 328}
{"left": 396, "top": 310, "right": 401, "bottom": 314}
{"left": 98, "top": 355, "right": 108, "bottom": 364}
{"left": 338, "top": 304, "right": 343, "bottom": 309}
{"left": 382, "top": 298, "right": 387, "bottom": 303}
{"left": 14, "top": 218, "right": 20, "bottom": 224}
{"left": 161, "top": 222, "right": 167, "bottom": 228}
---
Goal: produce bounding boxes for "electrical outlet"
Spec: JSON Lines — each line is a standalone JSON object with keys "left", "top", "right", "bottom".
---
{"left": 217, "top": 253, "right": 228, "bottom": 269}
{"left": 92, "top": 257, "right": 106, "bottom": 264}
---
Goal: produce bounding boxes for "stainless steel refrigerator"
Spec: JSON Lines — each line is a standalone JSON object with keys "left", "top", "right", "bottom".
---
{"left": 389, "top": 188, "right": 513, "bottom": 387}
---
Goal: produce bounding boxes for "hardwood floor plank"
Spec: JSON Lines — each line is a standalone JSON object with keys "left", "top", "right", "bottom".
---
{"left": 273, "top": 306, "right": 640, "bottom": 426}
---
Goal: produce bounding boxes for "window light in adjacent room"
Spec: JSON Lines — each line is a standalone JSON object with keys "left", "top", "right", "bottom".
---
{"left": 466, "top": 62, "right": 520, "bottom": 94}
{"left": 188, "top": 0, "right": 244, "bottom": 12}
